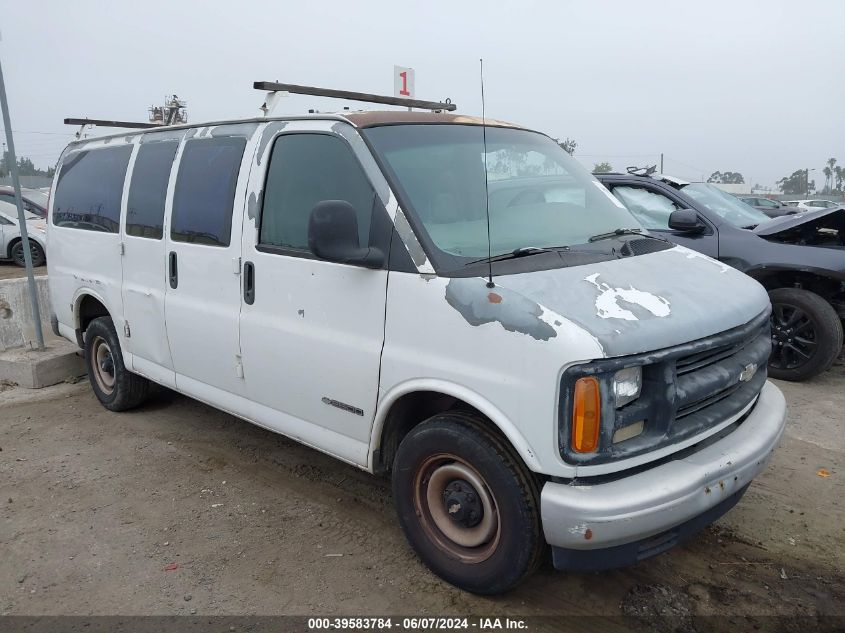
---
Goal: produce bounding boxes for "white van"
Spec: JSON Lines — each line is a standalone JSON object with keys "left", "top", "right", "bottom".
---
{"left": 48, "top": 112, "right": 786, "bottom": 594}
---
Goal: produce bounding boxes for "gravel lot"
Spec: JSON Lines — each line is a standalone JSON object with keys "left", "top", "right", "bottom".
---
{"left": 1, "top": 360, "right": 843, "bottom": 623}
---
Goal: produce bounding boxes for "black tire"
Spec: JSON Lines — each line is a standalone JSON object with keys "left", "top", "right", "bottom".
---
{"left": 392, "top": 411, "right": 545, "bottom": 594}
{"left": 10, "top": 239, "right": 45, "bottom": 267}
{"left": 84, "top": 316, "right": 150, "bottom": 411}
{"left": 768, "top": 288, "right": 843, "bottom": 381}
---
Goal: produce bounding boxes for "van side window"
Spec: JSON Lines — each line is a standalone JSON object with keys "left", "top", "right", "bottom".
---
{"left": 53, "top": 146, "right": 133, "bottom": 232}
{"left": 171, "top": 137, "right": 247, "bottom": 247}
{"left": 127, "top": 141, "right": 178, "bottom": 239}
{"left": 610, "top": 185, "right": 682, "bottom": 230}
{"left": 260, "top": 134, "right": 374, "bottom": 252}
{"left": 0, "top": 215, "right": 12, "bottom": 225}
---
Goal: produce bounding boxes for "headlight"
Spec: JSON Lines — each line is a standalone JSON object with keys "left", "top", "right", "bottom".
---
{"left": 612, "top": 366, "right": 641, "bottom": 408}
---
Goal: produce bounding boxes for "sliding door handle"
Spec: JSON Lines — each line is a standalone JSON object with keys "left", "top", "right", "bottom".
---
{"left": 168, "top": 251, "right": 178, "bottom": 289}
{"left": 243, "top": 261, "right": 255, "bottom": 305}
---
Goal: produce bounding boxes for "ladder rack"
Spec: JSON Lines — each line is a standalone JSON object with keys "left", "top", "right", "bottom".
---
{"left": 254, "top": 81, "right": 456, "bottom": 112}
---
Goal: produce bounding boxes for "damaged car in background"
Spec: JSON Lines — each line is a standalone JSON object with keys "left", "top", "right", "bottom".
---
{"left": 597, "top": 169, "right": 844, "bottom": 381}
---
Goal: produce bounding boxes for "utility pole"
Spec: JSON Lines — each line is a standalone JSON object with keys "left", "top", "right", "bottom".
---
{"left": 660, "top": 153, "right": 664, "bottom": 173}
{"left": 0, "top": 42, "right": 45, "bottom": 349}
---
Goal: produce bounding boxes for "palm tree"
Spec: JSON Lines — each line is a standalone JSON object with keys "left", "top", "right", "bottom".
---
{"left": 835, "top": 165, "right": 844, "bottom": 192}
{"left": 823, "top": 166, "right": 832, "bottom": 192}
{"left": 827, "top": 158, "right": 837, "bottom": 193}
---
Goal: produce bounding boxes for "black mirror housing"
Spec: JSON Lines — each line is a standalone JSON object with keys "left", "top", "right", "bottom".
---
{"left": 668, "top": 208, "right": 705, "bottom": 233}
{"left": 308, "top": 200, "right": 384, "bottom": 269}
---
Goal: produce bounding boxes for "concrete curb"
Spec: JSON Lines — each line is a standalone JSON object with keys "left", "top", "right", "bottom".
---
{"left": 0, "top": 338, "right": 86, "bottom": 388}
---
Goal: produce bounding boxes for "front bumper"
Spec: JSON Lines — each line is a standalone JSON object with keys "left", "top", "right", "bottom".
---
{"left": 541, "top": 380, "right": 786, "bottom": 569}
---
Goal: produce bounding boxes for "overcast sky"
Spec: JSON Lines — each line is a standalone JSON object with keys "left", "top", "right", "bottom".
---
{"left": 3, "top": 0, "right": 843, "bottom": 189}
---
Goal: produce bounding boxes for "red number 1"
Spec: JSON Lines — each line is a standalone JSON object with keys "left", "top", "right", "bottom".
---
{"left": 399, "top": 71, "right": 410, "bottom": 96}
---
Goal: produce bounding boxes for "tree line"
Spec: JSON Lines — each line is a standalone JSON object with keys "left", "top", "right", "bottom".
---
{"left": 0, "top": 152, "right": 55, "bottom": 178}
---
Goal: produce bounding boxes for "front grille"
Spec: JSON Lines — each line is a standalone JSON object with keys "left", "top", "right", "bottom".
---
{"left": 559, "top": 310, "right": 771, "bottom": 465}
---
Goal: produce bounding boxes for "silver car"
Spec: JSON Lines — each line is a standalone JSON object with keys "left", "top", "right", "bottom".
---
{"left": 0, "top": 200, "right": 48, "bottom": 267}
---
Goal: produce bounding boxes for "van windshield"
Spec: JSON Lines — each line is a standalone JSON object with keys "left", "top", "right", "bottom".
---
{"left": 364, "top": 124, "right": 639, "bottom": 269}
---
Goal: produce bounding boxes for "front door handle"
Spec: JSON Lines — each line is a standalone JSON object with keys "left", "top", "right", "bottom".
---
{"left": 243, "top": 261, "right": 255, "bottom": 305}
{"left": 169, "top": 251, "right": 178, "bottom": 289}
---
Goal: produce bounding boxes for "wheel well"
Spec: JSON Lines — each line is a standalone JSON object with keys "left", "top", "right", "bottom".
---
{"left": 750, "top": 270, "right": 842, "bottom": 301}
{"left": 7, "top": 237, "right": 20, "bottom": 258}
{"left": 374, "top": 391, "right": 506, "bottom": 475}
{"left": 77, "top": 295, "right": 110, "bottom": 336}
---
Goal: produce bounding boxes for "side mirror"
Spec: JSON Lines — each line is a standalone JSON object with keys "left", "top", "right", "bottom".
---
{"left": 668, "top": 208, "right": 704, "bottom": 233}
{"left": 308, "top": 200, "right": 384, "bottom": 269}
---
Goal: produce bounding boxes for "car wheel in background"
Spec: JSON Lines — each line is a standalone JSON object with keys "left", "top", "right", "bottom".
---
{"left": 768, "top": 288, "right": 843, "bottom": 381}
{"left": 10, "top": 239, "right": 45, "bottom": 267}
{"left": 391, "top": 411, "right": 545, "bottom": 594}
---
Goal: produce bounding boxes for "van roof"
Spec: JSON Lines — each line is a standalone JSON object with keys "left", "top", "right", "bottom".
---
{"left": 66, "top": 111, "right": 527, "bottom": 147}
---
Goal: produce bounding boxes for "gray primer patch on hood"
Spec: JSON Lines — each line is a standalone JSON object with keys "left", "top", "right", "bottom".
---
{"left": 496, "top": 246, "right": 769, "bottom": 357}
{"left": 256, "top": 121, "right": 289, "bottom": 165}
{"left": 445, "top": 277, "right": 557, "bottom": 341}
{"left": 211, "top": 122, "right": 260, "bottom": 138}
{"left": 393, "top": 208, "right": 426, "bottom": 268}
{"left": 247, "top": 191, "right": 261, "bottom": 223}
{"left": 139, "top": 129, "right": 187, "bottom": 144}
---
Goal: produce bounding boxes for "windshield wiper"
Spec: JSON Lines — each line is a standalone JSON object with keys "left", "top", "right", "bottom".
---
{"left": 467, "top": 246, "right": 555, "bottom": 265}
{"left": 588, "top": 228, "right": 644, "bottom": 242}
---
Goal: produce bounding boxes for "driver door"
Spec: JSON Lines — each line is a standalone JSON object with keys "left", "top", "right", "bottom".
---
{"left": 609, "top": 183, "right": 719, "bottom": 258}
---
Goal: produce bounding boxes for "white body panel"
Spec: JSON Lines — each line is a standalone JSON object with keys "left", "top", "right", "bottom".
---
{"left": 120, "top": 141, "right": 176, "bottom": 388}
{"left": 163, "top": 129, "right": 259, "bottom": 401}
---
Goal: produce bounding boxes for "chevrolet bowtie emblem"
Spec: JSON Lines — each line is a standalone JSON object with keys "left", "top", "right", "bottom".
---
{"left": 739, "top": 363, "right": 758, "bottom": 383}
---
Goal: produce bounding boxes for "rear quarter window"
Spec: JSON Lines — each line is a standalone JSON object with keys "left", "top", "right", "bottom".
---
{"left": 53, "top": 146, "right": 133, "bottom": 232}
{"left": 171, "top": 137, "right": 246, "bottom": 247}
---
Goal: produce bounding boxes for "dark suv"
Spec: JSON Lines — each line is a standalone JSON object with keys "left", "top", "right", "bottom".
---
{"left": 596, "top": 171, "right": 845, "bottom": 381}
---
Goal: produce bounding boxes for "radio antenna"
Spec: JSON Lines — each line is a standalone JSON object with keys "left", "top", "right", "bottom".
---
{"left": 480, "top": 58, "right": 494, "bottom": 288}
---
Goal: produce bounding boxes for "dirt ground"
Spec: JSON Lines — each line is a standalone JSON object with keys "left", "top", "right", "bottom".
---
{"left": 0, "top": 261, "right": 47, "bottom": 281}
{"left": 1, "top": 359, "right": 843, "bottom": 624}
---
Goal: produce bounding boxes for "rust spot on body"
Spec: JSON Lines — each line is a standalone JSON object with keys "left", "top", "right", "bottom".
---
{"left": 584, "top": 528, "right": 593, "bottom": 540}
{"left": 487, "top": 292, "right": 502, "bottom": 304}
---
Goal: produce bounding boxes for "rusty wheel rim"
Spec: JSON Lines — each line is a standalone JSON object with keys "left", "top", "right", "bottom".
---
{"left": 412, "top": 453, "right": 500, "bottom": 563}
{"left": 91, "top": 336, "right": 116, "bottom": 395}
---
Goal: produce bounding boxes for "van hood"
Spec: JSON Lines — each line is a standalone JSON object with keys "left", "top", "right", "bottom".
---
{"left": 454, "top": 245, "right": 771, "bottom": 358}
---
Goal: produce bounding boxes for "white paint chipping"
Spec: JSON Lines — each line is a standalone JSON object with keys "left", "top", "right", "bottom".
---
{"left": 677, "top": 247, "right": 730, "bottom": 273}
{"left": 584, "top": 273, "right": 671, "bottom": 321}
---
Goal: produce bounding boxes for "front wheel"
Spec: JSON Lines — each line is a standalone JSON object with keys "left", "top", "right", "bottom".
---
{"left": 84, "top": 316, "right": 151, "bottom": 411}
{"left": 392, "top": 412, "right": 544, "bottom": 594}
{"left": 768, "top": 288, "right": 843, "bottom": 381}
{"left": 10, "top": 239, "right": 45, "bottom": 267}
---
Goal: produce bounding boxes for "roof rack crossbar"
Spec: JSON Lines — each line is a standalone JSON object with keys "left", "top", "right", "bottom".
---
{"left": 64, "top": 118, "right": 163, "bottom": 130}
{"left": 253, "top": 81, "right": 456, "bottom": 112}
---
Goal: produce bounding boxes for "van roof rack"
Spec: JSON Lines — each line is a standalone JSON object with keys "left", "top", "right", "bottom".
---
{"left": 254, "top": 81, "right": 456, "bottom": 115}
{"left": 64, "top": 117, "right": 163, "bottom": 139}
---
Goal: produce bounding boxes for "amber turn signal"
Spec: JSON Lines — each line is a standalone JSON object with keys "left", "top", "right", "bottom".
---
{"left": 572, "top": 376, "right": 601, "bottom": 453}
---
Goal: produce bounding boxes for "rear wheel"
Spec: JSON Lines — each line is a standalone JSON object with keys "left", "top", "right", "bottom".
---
{"left": 10, "top": 239, "right": 45, "bottom": 267}
{"left": 768, "top": 288, "right": 843, "bottom": 381}
{"left": 391, "top": 412, "right": 544, "bottom": 594}
{"left": 84, "top": 316, "right": 151, "bottom": 411}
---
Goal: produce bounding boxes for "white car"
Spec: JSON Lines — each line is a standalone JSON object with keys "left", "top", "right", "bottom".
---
{"left": 47, "top": 111, "right": 786, "bottom": 593}
{"left": 783, "top": 199, "right": 840, "bottom": 210}
{"left": 0, "top": 199, "right": 48, "bottom": 267}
